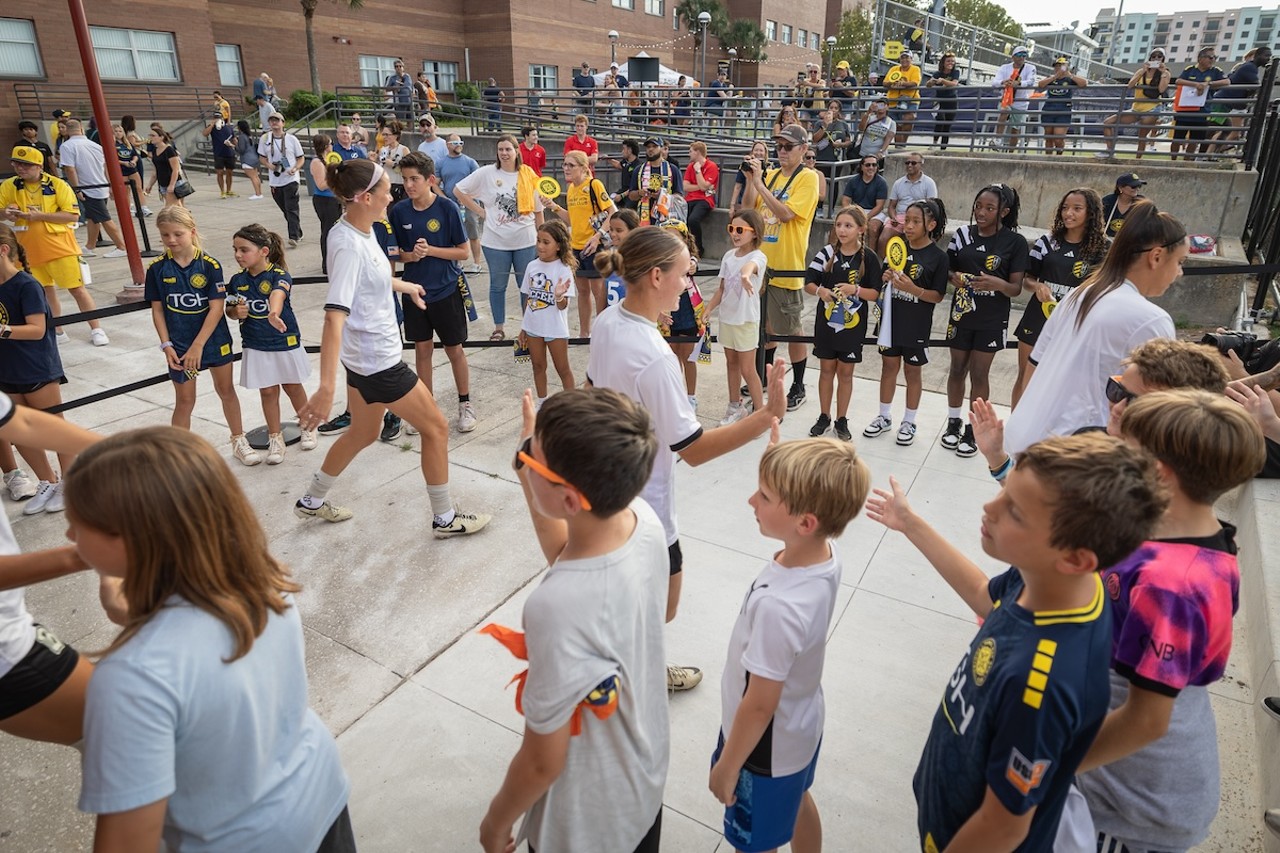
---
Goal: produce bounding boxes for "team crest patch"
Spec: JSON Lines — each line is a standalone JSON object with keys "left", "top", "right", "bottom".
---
{"left": 984, "top": 255, "right": 1001, "bottom": 271}
{"left": 1005, "top": 747, "right": 1051, "bottom": 796}
{"left": 908, "top": 263, "right": 922, "bottom": 280}
{"left": 972, "top": 638, "right": 996, "bottom": 686}
{"left": 426, "top": 219, "right": 441, "bottom": 233}
{"left": 1072, "top": 260, "right": 1089, "bottom": 279}
{"left": 259, "top": 281, "right": 272, "bottom": 295}
{"left": 0, "top": 305, "right": 8, "bottom": 325}
{"left": 219, "top": 343, "right": 232, "bottom": 356}
{"left": 1112, "top": 218, "right": 1125, "bottom": 233}
{"left": 191, "top": 273, "right": 208, "bottom": 289}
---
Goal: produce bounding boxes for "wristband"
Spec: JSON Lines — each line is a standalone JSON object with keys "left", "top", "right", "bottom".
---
{"left": 989, "top": 457, "right": 1012, "bottom": 481}
{"left": 159, "top": 341, "right": 174, "bottom": 350}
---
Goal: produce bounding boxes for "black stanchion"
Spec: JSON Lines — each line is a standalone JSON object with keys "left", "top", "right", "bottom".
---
{"left": 127, "top": 181, "right": 162, "bottom": 258}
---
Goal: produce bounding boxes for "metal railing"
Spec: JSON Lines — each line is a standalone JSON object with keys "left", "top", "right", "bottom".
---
{"left": 13, "top": 82, "right": 236, "bottom": 125}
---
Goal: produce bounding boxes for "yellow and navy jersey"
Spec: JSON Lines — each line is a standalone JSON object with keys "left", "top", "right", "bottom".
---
{"left": 947, "top": 225, "right": 1029, "bottom": 331}
{"left": 914, "top": 567, "right": 1112, "bottom": 853}
{"left": 229, "top": 266, "right": 301, "bottom": 353}
{"left": 144, "top": 252, "right": 233, "bottom": 358}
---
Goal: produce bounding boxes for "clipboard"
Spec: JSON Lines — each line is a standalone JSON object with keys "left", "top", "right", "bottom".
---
{"left": 1173, "top": 83, "right": 1207, "bottom": 111}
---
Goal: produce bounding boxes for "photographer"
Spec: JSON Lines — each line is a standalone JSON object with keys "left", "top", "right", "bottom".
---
{"left": 257, "top": 112, "right": 305, "bottom": 248}
{"left": 1210, "top": 332, "right": 1280, "bottom": 477}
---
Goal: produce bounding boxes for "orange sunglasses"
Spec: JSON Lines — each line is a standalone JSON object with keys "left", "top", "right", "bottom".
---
{"left": 513, "top": 437, "right": 593, "bottom": 510}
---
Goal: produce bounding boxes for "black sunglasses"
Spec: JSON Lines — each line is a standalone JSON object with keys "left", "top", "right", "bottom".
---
{"left": 776, "top": 141, "right": 798, "bottom": 152}
{"left": 1105, "top": 376, "right": 1138, "bottom": 406}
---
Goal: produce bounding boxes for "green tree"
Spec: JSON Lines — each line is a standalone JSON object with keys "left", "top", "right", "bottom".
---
{"left": 830, "top": 9, "right": 875, "bottom": 79}
{"left": 720, "top": 19, "right": 767, "bottom": 62}
{"left": 675, "top": 0, "right": 729, "bottom": 49}
{"left": 301, "top": 0, "right": 365, "bottom": 97}
{"left": 945, "top": 0, "right": 1023, "bottom": 40}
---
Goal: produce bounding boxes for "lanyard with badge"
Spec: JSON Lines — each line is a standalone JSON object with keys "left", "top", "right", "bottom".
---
{"left": 761, "top": 167, "right": 802, "bottom": 244}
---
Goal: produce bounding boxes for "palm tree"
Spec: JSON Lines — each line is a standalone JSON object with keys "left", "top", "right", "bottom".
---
{"left": 675, "top": 0, "right": 729, "bottom": 50}
{"left": 301, "top": 0, "right": 365, "bottom": 97}
{"left": 720, "top": 19, "right": 767, "bottom": 62}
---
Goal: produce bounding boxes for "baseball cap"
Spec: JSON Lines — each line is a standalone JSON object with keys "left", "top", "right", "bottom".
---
{"left": 774, "top": 124, "right": 809, "bottom": 146}
{"left": 1054, "top": 55, "right": 1069, "bottom": 65}
{"left": 1117, "top": 172, "right": 1146, "bottom": 188}
{"left": 52, "top": 109, "right": 71, "bottom": 119}
{"left": 643, "top": 135, "right": 664, "bottom": 148}
{"left": 610, "top": 62, "right": 619, "bottom": 69}
{"left": 10, "top": 145, "right": 43, "bottom": 166}
{"left": 1012, "top": 46, "right": 1030, "bottom": 57}
{"left": 267, "top": 112, "right": 284, "bottom": 122}
{"left": 900, "top": 50, "right": 914, "bottom": 59}
{"left": 836, "top": 60, "right": 850, "bottom": 69}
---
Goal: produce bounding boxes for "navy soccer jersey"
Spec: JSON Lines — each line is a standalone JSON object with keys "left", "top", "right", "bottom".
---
{"left": 880, "top": 242, "right": 948, "bottom": 349}
{"left": 914, "top": 567, "right": 1112, "bottom": 853}
{"left": 1016, "top": 235, "right": 1104, "bottom": 343}
{"left": 144, "top": 252, "right": 234, "bottom": 364}
{"left": 229, "top": 266, "right": 301, "bottom": 353}
{"left": 805, "top": 245, "right": 882, "bottom": 353}
{"left": 0, "top": 270, "right": 62, "bottom": 386}
{"left": 947, "top": 225, "right": 1029, "bottom": 331}
{"left": 387, "top": 195, "right": 466, "bottom": 303}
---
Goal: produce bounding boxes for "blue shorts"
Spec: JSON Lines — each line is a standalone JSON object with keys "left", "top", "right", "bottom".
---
{"left": 711, "top": 734, "right": 820, "bottom": 853}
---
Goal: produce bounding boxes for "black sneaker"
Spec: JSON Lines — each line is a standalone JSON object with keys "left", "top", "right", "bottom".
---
{"left": 786, "top": 385, "right": 806, "bottom": 412}
{"left": 956, "top": 424, "right": 978, "bottom": 457}
{"left": 317, "top": 410, "right": 351, "bottom": 435}
{"left": 809, "top": 413, "right": 831, "bottom": 437}
{"left": 940, "top": 417, "right": 962, "bottom": 450}
{"left": 833, "top": 417, "right": 852, "bottom": 441}
{"left": 1264, "top": 696, "right": 1280, "bottom": 722}
{"left": 380, "top": 412, "right": 403, "bottom": 442}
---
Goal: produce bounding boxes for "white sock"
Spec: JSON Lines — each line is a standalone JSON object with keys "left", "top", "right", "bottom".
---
{"left": 947, "top": 407, "right": 962, "bottom": 419}
{"left": 879, "top": 402, "right": 892, "bottom": 419}
{"left": 301, "top": 471, "right": 337, "bottom": 507}
{"left": 904, "top": 408, "right": 918, "bottom": 424}
{"left": 428, "top": 483, "right": 453, "bottom": 520}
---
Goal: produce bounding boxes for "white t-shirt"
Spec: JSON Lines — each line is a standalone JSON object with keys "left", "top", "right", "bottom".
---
{"left": 79, "top": 595, "right": 349, "bottom": 853}
{"left": 0, "top": 393, "right": 35, "bottom": 681}
{"left": 416, "top": 136, "right": 448, "bottom": 168}
{"left": 58, "top": 135, "right": 110, "bottom": 199}
{"left": 720, "top": 547, "right": 842, "bottom": 776}
{"left": 324, "top": 218, "right": 404, "bottom": 376}
{"left": 520, "top": 499, "right": 670, "bottom": 851}
{"left": 257, "top": 133, "right": 304, "bottom": 187}
{"left": 1004, "top": 280, "right": 1175, "bottom": 455}
{"left": 586, "top": 304, "right": 703, "bottom": 545}
{"left": 996, "top": 61, "right": 1038, "bottom": 110}
{"left": 717, "top": 248, "right": 768, "bottom": 326}
{"left": 454, "top": 165, "right": 542, "bottom": 251}
{"left": 520, "top": 258, "right": 573, "bottom": 340}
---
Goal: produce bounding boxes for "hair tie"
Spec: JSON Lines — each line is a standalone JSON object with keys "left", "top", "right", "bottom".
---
{"left": 363, "top": 163, "right": 384, "bottom": 195}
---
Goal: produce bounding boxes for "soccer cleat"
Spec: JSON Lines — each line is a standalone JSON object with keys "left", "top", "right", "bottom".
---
{"left": 432, "top": 509, "right": 492, "bottom": 539}
{"left": 896, "top": 421, "right": 918, "bottom": 446}
{"left": 457, "top": 401, "right": 477, "bottom": 433}
{"left": 265, "top": 433, "right": 286, "bottom": 465}
{"left": 380, "top": 412, "right": 402, "bottom": 442}
{"left": 3, "top": 468, "right": 38, "bottom": 501}
{"left": 940, "top": 417, "right": 963, "bottom": 450}
{"left": 666, "top": 664, "right": 703, "bottom": 692}
{"left": 956, "top": 424, "right": 978, "bottom": 458}
{"left": 809, "top": 413, "right": 831, "bottom": 437}
{"left": 863, "top": 415, "right": 892, "bottom": 438}
{"left": 786, "top": 385, "right": 806, "bottom": 412}
{"left": 317, "top": 411, "right": 351, "bottom": 435}
{"left": 90, "top": 328, "right": 110, "bottom": 346}
{"left": 232, "top": 434, "right": 263, "bottom": 466}
{"left": 833, "top": 417, "right": 853, "bottom": 442}
{"left": 294, "top": 500, "right": 353, "bottom": 522}
{"left": 22, "top": 481, "right": 57, "bottom": 515}
{"left": 298, "top": 428, "right": 318, "bottom": 451}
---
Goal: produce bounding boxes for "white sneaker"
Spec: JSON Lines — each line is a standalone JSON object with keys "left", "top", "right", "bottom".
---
{"left": 457, "top": 401, "right": 477, "bottom": 433}
{"left": 298, "top": 428, "right": 318, "bottom": 451}
{"left": 142, "top": 206, "right": 154, "bottom": 216}
{"left": 465, "top": 263, "right": 483, "bottom": 274}
{"left": 265, "top": 433, "right": 286, "bottom": 465}
{"left": 231, "top": 434, "right": 263, "bottom": 466}
{"left": 3, "top": 468, "right": 38, "bottom": 500}
{"left": 90, "top": 328, "right": 110, "bottom": 347}
{"left": 44, "top": 481, "right": 65, "bottom": 513}
{"left": 23, "top": 481, "right": 57, "bottom": 515}
{"left": 249, "top": 194, "right": 264, "bottom": 200}
{"left": 718, "top": 401, "right": 748, "bottom": 426}
{"left": 80, "top": 249, "right": 96, "bottom": 258}
{"left": 863, "top": 415, "right": 893, "bottom": 438}
{"left": 405, "top": 423, "right": 419, "bottom": 436}
{"left": 103, "top": 248, "right": 128, "bottom": 259}
{"left": 55, "top": 331, "right": 70, "bottom": 344}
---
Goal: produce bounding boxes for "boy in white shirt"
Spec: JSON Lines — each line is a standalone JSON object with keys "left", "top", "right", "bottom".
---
{"left": 481, "top": 387, "right": 669, "bottom": 853}
{"left": 710, "top": 437, "right": 871, "bottom": 853}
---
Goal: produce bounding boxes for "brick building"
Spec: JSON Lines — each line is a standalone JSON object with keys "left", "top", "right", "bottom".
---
{"left": 2, "top": 0, "right": 833, "bottom": 134}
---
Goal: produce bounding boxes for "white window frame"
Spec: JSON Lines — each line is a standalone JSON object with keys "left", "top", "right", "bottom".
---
{"left": 0, "top": 18, "right": 42, "bottom": 78}
{"left": 797, "top": 28, "right": 807, "bottom": 49}
{"left": 810, "top": 32, "right": 820, "bottom": 50}
{"left": 781, "top": 24, "right": 792, "bottom": 45}
{"left": 766, "top": 20, "right": 777, "bottom": 41}
{"left": 613, "top": 0, "right": 635, "bottom": 9}
{"left": 359, "top": 54, "right": 400, "bottom": 89}
{"left": 529, "top": 64, "right": 558, "bottom": 90}
{"left": 214, "top": 43, "right": 243, "bottom": 88}
{"left": 422, "top": 60, "right": 459, "bottom": 93}
{"left": 89, "top": 26, "right": 178, "bottom": 82}
{"left": 645, "top": 0, "right": 664, "bottom": 16}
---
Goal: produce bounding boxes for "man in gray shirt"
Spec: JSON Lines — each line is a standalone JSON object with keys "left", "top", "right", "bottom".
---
{"left": 437, "top": 134, "right": 483, "bottom": 273}
{"left": 56, "top": 120, "right": 128, "bottom": 258}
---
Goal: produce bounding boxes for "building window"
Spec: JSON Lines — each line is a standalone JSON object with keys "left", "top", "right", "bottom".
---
{"left": 214, "top": 44, "right": 242, "bottom": 87}
{"left": 0, "top": 17, "right": 42, "bottom": 78}
{"left": 781, "top": 25, "right": 791, "bottom": 45}
{"left": 359, "top": 55, "right": 399, "bottom": 88}
{"left": 1172, "top": 34, "right": 1180, "bottom": 41}
{"left": 1175, "top": 20, "right": 1183, "bottom": 28}
{"left": 810, "top": 32, "right": 819, "bottom": 50}
{"left": 673, "top": 9, "right": 679, "bottom": 29}
{"left": 1143, "top": 23, "right": 1151, "bottom": 29}
{"left": 1244, "top": 17, "right": 1253, "bottom": 24}
{"left": 798, "top": 28, "right": 807, "bottom": 48}
{"left": 645, "top": 0, "right": 664, "bottom": 15}
{"left": 89, "top": 27, "right": 178, "bottom": 81}
{"left": 1192, "top": 20, "right": 1200, "bottom": 27}
{"left": 613, "top": 0, "right": 634, "bottom": 9}
{"left": 766, "top": 20, "right": 776, "bottom": 41}
{"left": 422, "top": 60, "right": 459, "bottom": 93}
{"left": 529, "top": 64, "right": 558, "bottom": 90}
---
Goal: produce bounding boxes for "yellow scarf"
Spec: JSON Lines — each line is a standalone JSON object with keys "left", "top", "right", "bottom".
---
{"left": 516, "top": 164, "right": 538, "bottom": 216}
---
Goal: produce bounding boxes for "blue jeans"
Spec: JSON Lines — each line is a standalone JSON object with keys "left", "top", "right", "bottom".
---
{"left": 482, "top": 244, "right": 537, "bottom": 327}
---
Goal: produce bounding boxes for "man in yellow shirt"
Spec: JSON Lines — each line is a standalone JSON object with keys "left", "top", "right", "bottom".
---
{"left": 742, "top": 124, "right": 818, "bottom": 411}
{"left": 212, "top": 91, "right": 232, "bottom": 123}
{"left": 0, "top": 146, "right": 108, "bottom": 345}
{"left": 883, "top": 51, "right": 923, "bottom": 147}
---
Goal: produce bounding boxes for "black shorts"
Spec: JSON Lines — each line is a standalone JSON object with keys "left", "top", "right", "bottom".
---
{"left": 813, "top": 343, "right": 862, "bottom": 363}
{"left": 1014, "top": 301, "right": 1048, "bottom": 346}
{"left": 0, "top": 376, "right": 66, "bottom": 395}
{"left": 877, "top": 345, "right": 929, "bottom": 366}
{"left": 948, "top": 325, "right": 1005, "bottom": 353}
{"left": 346, "top": 361, "right": 419, "bottom": 405}
{"left": 668, "top": 540, "right": 683, "bottom": 577}
{"left": 1173, "top": 114, "right": 1209, "bottom": 141}
{"left": 402, "top": 289, "right": 468, "bottom": 347}
{"left": 0, "top": 625, "right": 79, "bottom": 720}
{"left": 213, "top": 155, "right": 237, "bottom": 170}
{"left": 79, "top": 195, "right": 111, "bottom": 223}
{"left": 316, "top": 806, "right": 357, "bottom": 853}
{"left": 575, "top": 248, "right": 602, "bottom": 279}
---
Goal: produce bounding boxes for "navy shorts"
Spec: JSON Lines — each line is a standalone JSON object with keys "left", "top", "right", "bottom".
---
{"left": 711, "top": 734, "right": 820, "bottom": 853}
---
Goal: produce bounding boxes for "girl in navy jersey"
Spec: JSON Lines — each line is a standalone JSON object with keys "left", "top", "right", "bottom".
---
{"left": 229, "top": 224, "right": 316, "bottom": 465}
{"left": 0, "top": 224, "right": 71, "bottom": 514}
{"left": 864, "top": 198, "right": 949, "bottom": 446}
{"left": 1012, "top": 188, "right": 1108, "bottom": 408}
{"left": 659, "top": 222, "right": 704, "bottom": 407}
{"left": 802, "top": 206, "right": 883, "bottom": 441}
{"left": 942, "top": 184, "right": 1029, "bottom": 458}
{"left": 146, "top": 208, "right": 260, "bottom": 465}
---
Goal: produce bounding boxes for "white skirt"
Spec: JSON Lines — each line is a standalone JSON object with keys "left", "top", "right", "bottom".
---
{"left": 240, "top": 346, "right": 311, "bottom": 389}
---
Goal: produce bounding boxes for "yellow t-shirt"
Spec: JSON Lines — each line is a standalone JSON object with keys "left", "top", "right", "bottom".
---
{"left": 755, "top": 167, "right": 819, "bottom": 290}
{"left": 0, "top": 173, "right": 81, "bottom": 267}
{"left": 214, "top": 97, "right": 231, "bottom": 122}
{"left": 566, "top": 178, "right": 611, "bottom": 250}
{"left": 884, "top": 65, "right": 922, "bottom": 104}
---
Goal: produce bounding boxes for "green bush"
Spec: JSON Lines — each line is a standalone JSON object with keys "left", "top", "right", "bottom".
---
{"left": 285, "top": 90, "right": 321, "bottom": 121}
{"left": 454, "top": 81, "right": 480, "bottom": 106}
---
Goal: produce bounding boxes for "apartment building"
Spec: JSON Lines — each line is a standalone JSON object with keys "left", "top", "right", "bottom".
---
{"left": 1092, "top": 5, "right": 1276, "bottom": 68}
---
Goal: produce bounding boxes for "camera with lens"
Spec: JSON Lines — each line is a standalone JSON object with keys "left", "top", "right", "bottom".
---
{"left": 1202, "top": 331, "right": 1280, "bottom": 375}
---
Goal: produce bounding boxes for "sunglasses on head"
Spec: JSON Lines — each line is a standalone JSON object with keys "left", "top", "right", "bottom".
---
{"left": 513, "top": 437, "right": 592, "bottom": 510}
{"left": 727, "top": 224, "right": 756, "bottom": 235}
{"left": 1105, "top": 376, "right": 1138, "bottom": 406}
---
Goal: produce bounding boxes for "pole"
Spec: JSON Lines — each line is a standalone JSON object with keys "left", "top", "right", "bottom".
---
{"left": 67, "top": 0, "right": 145, "bottom": 301}
{"left": 700, "top": 22, "right": 708, "bottom": 89}
{"left": 1105, "top": 0, "right": 1125, "bottom": 70}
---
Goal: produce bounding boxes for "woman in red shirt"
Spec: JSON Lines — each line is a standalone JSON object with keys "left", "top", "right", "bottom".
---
{"left": 683, "top": 141, "right": 719, "bottom": 257}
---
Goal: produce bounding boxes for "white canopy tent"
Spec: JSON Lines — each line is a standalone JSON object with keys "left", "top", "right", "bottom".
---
{"left": 592, "top": 52, "right": 698, "bottom": 87}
